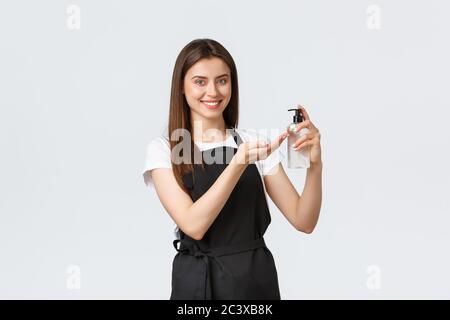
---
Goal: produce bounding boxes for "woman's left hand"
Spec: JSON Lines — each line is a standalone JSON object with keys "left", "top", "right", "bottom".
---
{"left": 288, "top": 105, "right": 322, "bottom": 165}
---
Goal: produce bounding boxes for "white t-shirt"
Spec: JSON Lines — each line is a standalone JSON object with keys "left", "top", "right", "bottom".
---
{"left": 142, "top": 128, "right": 282, "bottom": 190}
{"left": 141, "top": 128, "right": 282, "bottom": 238}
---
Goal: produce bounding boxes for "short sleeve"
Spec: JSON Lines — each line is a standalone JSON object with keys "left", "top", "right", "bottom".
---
{"left": 142, "top": 136, "right": 172, "bottom": 189}
{"left": 261, "top": 147, "right": 282, "bottom": 176}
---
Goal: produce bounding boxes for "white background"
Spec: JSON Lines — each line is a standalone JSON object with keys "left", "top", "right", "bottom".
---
{"left": 1, "top": 0, "right": 449, "bottom": 299}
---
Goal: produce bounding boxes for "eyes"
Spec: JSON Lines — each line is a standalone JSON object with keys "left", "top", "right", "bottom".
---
{"left": 194, "top": 78, "right": 228, "bottom": 86}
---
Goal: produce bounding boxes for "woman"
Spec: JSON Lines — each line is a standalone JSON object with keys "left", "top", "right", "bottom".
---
{"left": 142, "top": 38, "right": 323, "bottom": 300}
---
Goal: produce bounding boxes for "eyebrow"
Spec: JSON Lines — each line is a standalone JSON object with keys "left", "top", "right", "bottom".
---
{"left": 191, "top": 74, "right": 230, "bottom": 80}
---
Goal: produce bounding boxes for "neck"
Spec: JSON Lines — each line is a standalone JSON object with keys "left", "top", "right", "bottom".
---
{"left": 191, "top": 116, "right": 228, "bottom": 142}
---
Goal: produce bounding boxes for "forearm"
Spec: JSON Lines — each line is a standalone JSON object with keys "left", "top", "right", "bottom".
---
{"left": 186, "top": 157, "right": 248, "bottom": 240}
{"left": 295, "top": 161, "right": 323, "bottom": 233}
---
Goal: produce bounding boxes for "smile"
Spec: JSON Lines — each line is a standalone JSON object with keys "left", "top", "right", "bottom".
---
{"left": 200, "top": 100, "right": 222, "bottom": 109}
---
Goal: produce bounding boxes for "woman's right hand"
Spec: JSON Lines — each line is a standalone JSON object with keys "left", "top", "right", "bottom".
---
{"left": 232, "top": 131, "right": 289, "bottom": 165}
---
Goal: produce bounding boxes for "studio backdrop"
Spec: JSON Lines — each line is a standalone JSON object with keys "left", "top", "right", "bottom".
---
{"left": 0, "top": 0, "right": 449, "bottom": 299}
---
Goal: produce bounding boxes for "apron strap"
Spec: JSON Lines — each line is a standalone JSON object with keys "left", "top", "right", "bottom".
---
{"left": 230, "top": 127, "right": 243, "bottom": 147}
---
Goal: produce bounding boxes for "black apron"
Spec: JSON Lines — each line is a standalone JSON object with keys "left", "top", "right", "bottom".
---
{"left": 170, "top": 128, "right": 281, "bottom": 300}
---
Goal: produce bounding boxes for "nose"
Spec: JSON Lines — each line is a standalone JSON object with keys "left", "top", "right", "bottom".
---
{"left": 206, "top": 81, "right": 219, "bottom": 97}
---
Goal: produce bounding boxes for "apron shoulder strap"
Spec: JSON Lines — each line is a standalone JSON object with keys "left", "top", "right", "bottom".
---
{"left": 230, "top": 127, "right": 243, "bottom": 147}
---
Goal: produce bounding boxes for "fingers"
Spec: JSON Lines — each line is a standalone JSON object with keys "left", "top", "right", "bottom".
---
{"left": 246, "top": 148, "right": 265, "bottom": 163}
{"left": 268, "top": 131, "right": 288, "bottom": 153}
{"left": 283, "top": 105, "right": 320, "bottom": 153}
{"left": 239, "top": 140, "right": 269, "bottom": 163}
{"left": 259, "top": 131, "right": 289, "bottom": 160}
{"left": 238, "top": 132, "right": 289, "bottom": 164}
{"left": 295, "top": 136, "right": 320, "bottom": 151}
{"left": 246, "top": 140, "right": 268, "bottom": 150}
{"left": 289, "top": 105, "right": 316, "bottom": 132}
{"left": 294, "top": 139, "right": 313, "bottom": 151}
{"left": 289, "top": 119, "right": 318, "bottom": 134}
{"left": 292, "top": 131, "right": 315, "bottom": 148}
{"left": 297, "top": 104, "right": 310, "bottom": 121}
{"left": 245, "top": 136, "right": 281, "bottom": 162}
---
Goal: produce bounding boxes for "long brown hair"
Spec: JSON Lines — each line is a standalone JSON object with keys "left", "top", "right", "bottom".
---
{"left": 168, "top": 39, "right": 239, "bottom": 193}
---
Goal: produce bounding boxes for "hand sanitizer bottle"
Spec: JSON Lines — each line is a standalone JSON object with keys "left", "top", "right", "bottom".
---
{"left": 287, "top": 108, "right": 310, "bottom": 169}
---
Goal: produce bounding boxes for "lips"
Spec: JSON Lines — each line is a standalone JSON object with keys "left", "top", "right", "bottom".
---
{"left": 200, "top": 99, "right": 222, "bottom": 109}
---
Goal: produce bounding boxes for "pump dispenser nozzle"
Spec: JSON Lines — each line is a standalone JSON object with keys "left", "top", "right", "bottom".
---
{"left": 288, "top": 108, "right": 303, "bottom": 124}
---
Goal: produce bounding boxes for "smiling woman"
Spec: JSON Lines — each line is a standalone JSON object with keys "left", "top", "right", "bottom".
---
{"left": 142, "top": 38, "right": 323, "bottom": 300}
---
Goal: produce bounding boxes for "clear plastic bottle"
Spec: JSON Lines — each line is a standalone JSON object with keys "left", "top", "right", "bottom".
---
{"left": 287, "top": 108, "right": 310, "bottom": 169}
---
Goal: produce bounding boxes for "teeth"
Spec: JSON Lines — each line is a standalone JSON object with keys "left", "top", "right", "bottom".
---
{"left": 202, "top": 101, "right": 220, "bottom": 106}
